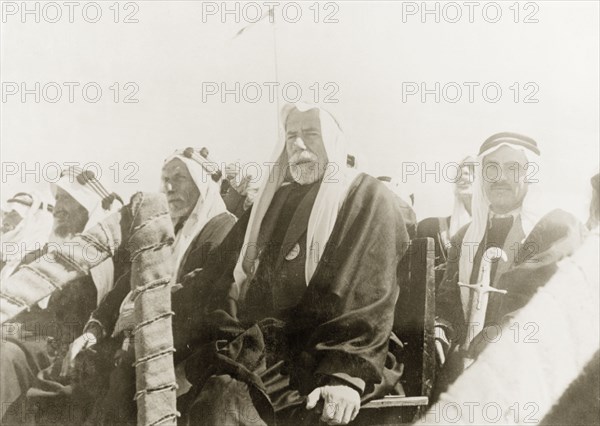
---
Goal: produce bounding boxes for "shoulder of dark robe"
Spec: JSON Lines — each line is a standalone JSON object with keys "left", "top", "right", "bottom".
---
{"left": 177, "top": 211, "right": 238, "bottom": 276}
{"left": 180, "top": 173, "right": 410, "bottom": 388}
{"left": 494, "top": 209, "right": 587, "bottom": 317}
{"left": 435, "top": 210, "right": 587, "bottom": 339}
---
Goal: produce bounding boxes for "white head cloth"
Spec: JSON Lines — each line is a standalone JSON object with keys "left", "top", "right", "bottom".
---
{"left": 448, "top": 156, "right": 476, "bottom": 239}
{"left": 0, "top": 192, "right": 54, "bottom": 283}
{"left": 162, "top": 148, "right": 227, "bottom": 282}
{"left": 458, "top": 133, "right": 548, "bottom": 287}
{"left": 50, "top": 167, "right": 123, "bottom": 304}
{"left": 232, "top": 102, "right": 360, "bottom": 300}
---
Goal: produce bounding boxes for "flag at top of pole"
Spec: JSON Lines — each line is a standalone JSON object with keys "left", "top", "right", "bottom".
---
{"left": 233, "top": 7, "right": 275, "bottom": 39}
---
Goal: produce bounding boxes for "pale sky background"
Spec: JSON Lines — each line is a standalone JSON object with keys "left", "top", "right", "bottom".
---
{"left": 1, "top": 0, "right": 598, "bottom": 221}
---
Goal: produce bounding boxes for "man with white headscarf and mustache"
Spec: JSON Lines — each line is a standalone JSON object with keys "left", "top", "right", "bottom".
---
{"left": 176, "top": 103, "right": 410, "bottom": 425}
{"left": 55, "top": 148, "right": 237, "bottom": 425}
{"left": 433, "top": 133, "right": 586, "bottom": 397}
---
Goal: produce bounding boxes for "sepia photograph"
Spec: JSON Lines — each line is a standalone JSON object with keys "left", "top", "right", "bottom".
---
{"left": 0, "top": 1, "right": 598, "bottom": 425}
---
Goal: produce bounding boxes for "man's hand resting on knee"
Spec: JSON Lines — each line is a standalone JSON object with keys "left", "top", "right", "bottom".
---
{"left": 306, "top": 381, "right": 361, "bottom": 425}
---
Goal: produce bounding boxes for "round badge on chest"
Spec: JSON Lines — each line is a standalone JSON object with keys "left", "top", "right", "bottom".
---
{"left": 285, "top": 243, "right": 301, "bottom": 261}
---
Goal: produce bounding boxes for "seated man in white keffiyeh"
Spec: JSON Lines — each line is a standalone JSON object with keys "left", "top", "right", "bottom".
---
{"left": 172, "top": 103, "right": 411, "bottom": 425}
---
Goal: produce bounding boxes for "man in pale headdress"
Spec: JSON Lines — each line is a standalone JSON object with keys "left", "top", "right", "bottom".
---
{"left": 417, "top": 157, "right": 475, "bottom": 288}
{"left": 176, "top": 103, "right": 410, "bottom": 425}
{"left": 59, "top": 148, "right": 237, "bottom": 424}
{"left": 434, "top": 133, "right": 586, "bottom": 395}
{"left": 0, "top": 192, "right": 54, "bottom": 281}
{"left": 1, "top": 167, "right": 124, "bottom": 422}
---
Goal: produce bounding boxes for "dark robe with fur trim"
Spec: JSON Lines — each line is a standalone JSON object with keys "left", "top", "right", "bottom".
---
{"left": 434, "top": 209, "right": 586, "bottom": 394}
{"left": 175, "top": 174, "right": 410, "bottom": 424}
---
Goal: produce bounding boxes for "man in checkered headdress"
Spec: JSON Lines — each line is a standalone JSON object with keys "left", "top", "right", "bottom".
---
{"left": 434, "top": 133, "right": 587, "bottom": 396}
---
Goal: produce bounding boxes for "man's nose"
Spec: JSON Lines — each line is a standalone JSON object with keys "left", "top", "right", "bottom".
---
{"left": 499, "top": 165, "right": 520, "bottom": 183}
{"left": 293, "top": 137, "right": 307, "bottom": 151}
{"left": 165, "top": 182, "right": 174, "bottom": 192}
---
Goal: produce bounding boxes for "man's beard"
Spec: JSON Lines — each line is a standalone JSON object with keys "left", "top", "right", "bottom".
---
{"left": 288, "top": 153, "right": 323, "bottom": 185}
{"left": 50, "top": 224, "right": 76, "bottom": 242}
{"left": 51, "top": 217, "right": 87, "bottom": 240}
{"left": 51, "top": 208, "right": 89, "bottom": 240}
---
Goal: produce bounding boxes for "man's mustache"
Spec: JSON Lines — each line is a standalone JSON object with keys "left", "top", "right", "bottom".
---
{"left": 53, "top": 209, "right": 69, "bottom": 219}
{"left": 290, "top": 151, "right": 317, "bottom": 164}
{"left": 167, "top": 193, "right": 185, "bottom": 202}
{"left": 490, "top": 183, "right": 513, "bottom": 190}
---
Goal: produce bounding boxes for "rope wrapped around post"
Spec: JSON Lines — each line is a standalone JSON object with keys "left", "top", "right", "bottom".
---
{"left": 0, "top": 192, "right": 178, "bottom": 426}
{"left": 127, "top": 193, "right": 177, "bottom": 425}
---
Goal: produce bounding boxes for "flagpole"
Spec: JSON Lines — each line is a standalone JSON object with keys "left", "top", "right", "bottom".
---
{"left": 231, "top": 10, "right": 281, "bottom": 140}
{"left": 270, "top": 11, "right": 281, "bottom": 134}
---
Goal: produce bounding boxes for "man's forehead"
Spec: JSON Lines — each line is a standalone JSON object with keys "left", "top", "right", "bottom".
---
{"left": 163, "top": 158, "right": 189, "bottom": 174}
{"left": 55, "top": 186, "right": 85, "bottom": 209}
{"left": 55, "top": 186, "right": 71, "bottom": 197}
{"left": 285, "top": 108, "right": 321, "bottom": 131}
{"left": 483, "top": 146, "right": 528, "bottom": 163}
